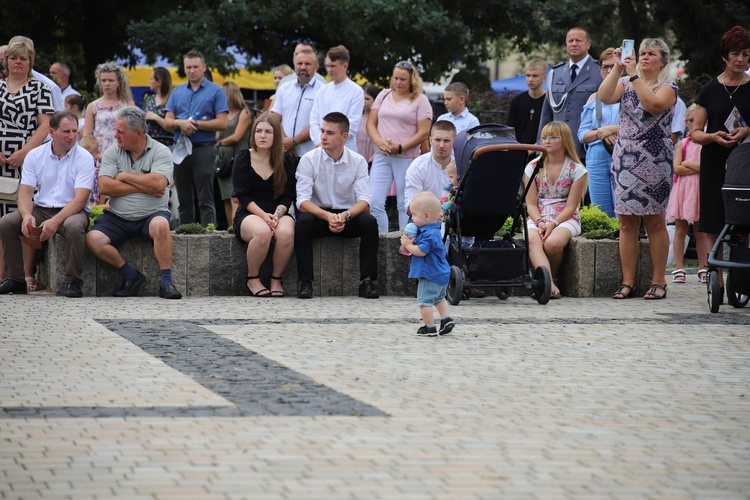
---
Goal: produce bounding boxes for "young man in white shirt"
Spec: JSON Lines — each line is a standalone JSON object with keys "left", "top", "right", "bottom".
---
{"left": 294, "top": 112, "right": 379, "bottom": 299}
{"left": 308, "top": 45, "right": 365, "bottom": 152}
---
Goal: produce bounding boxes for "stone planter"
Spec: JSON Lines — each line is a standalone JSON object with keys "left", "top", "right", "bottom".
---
{"left": 558, "top": 237, "right": 653, "bottom": 298}
{"left": 39, "top": 231, "right": 415, "bottom": 297}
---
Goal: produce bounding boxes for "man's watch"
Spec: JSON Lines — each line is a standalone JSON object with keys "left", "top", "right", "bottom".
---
{"left": 292, "top": 139, "right": 297, "bottom": 147}
{"left": 345, "top": 210, "right": 352, "bottom": 221}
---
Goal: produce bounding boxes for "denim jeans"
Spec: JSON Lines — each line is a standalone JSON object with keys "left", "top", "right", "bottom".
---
{"left": 368, "top": 153, "right": 413, "bottom": 232}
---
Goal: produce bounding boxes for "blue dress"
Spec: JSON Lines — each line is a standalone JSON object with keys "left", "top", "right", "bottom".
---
{"left": 578, "top": 97, "right": 619, "bottom": 217}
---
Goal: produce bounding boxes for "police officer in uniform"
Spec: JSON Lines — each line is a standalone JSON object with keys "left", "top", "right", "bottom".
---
{"left": 538, "top": 27, "right": 603, "bottom": 162}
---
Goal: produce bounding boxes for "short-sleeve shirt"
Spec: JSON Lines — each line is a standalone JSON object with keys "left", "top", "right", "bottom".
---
{"left": 271, "top": 77, "right": 320, "bottom": 157}
{"left": 99, "top": 135, "right": 174, "bottom": 220}
{"left": 21, "top": 142, "right": 95, "bottom": 210}
{"left": 165, "top": 79, "right": 229, "bottom": 143}
{"left": 408, "top": 222, "right": 450, "bottom": 284}
{"left": 437, "top": 108, "right": 480, "bottom": 135}
{"left": 371, "top": 90, "right": 432, "bottom": 158}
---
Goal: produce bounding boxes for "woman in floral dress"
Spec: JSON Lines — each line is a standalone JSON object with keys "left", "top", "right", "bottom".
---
{"left": 525, "top": 121, "right": 588, "bottom": 299}
{"left": 82, "top": 61, "right": 135, "bottom": 205}
{"left": 599, "top": 38, "right": 677, "bottom": 300}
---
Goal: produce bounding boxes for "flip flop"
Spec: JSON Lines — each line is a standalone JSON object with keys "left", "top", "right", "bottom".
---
{"left": 25, "top": 277, "right": 38, "bottom": 292}
{"left": 671, "top": 269, "right": 686, "bottom": 283}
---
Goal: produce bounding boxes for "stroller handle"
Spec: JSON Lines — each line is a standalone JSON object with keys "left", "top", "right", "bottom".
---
{"left": 471, "top": 143, "right": 547, "bottom": 161}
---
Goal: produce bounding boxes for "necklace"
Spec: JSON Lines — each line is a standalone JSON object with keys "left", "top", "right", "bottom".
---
{"left": 720, "top": 74, "right": 744, "bottom": 100}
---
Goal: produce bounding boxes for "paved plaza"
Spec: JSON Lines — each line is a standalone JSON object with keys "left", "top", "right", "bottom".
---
{"left": 1, "top": 277, "right": 748, "bottom": 499}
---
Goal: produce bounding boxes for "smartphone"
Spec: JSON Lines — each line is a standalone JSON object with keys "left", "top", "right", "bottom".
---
{"left": 621, "top": 39, "right": 635, "bottom": 61}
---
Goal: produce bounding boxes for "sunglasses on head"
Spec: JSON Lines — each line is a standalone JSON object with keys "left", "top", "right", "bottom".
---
{"left": 397, "top": 61, "right": 413, "bottom": 72}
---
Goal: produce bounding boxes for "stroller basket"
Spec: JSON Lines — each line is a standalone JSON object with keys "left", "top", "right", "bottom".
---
{"left": 722, "top": 186, "right": 750, "bottom": 226}
{"left": 465, "top": 245, "right": 525, "bottom": 281}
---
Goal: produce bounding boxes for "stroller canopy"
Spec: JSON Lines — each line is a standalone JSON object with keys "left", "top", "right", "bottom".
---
{"left": 454, "top": 124, "right": 518, "bottom": 179}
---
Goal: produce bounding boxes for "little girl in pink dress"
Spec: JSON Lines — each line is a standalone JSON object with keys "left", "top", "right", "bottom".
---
{"left": 666, "top": 104, "right": 709, "bottom": 283}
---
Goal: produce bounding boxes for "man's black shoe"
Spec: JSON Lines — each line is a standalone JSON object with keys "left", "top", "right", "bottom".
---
{"left": 358, "top": 279, "right": 379, "bottom": 299}
{"left": 297, "top": 280, "right": 313, "bottom": 299}
{"left": 159, "top": 282, "right": 182, "bottom": 299}
{"left": 113, "top": 271, "right": 146, "bottom": 297}
{"left": 0, "top": 278, "right": 27, "bottom": 295}
{"left": 65, "top": 281, "right": 83, "bottom": 298}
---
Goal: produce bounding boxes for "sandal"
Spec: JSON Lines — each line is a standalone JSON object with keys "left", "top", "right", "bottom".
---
{"left": 612, "top": 283, "right": 634, "bottom": 299}
{"left": 25, "top": 276, "right": 38, "bottom": 292}
{"left": 245, "top": 275, "right": 271, "bottom": 297}
{"left": 270, "top": 275, "right": 285, "bottom": 297}
{"left": 644, "top": 283, "right": 667, "bottom": 300}
{"left": 697, "top": 268, "right": 707, "bottom": 283}
{"left": 671, "top": 269, "right": 686, "bottom": 283}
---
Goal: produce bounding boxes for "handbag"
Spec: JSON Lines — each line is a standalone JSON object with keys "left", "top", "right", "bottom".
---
{"left": 595, "top": 93, "right": 615, "bottom": 155}
{"left": 0, "top": 167, "right": 21, "bottom": 202}
{"left": 215, "top": 139, "right": 238, "bottom": 179}
{"left": 215, "top": 156, "right": 234, "bottom": 179}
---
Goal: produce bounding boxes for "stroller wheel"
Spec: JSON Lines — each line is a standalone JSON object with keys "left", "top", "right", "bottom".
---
{"left": 726, "top": 273, "right": 749, "bottom": 308}
{"left": 446, "top": 265, "right": 464, "bottom": 306}
{"left": 495, "top": 287, "right": 511, "bottom": 300}
{"left": 533, "top": 266, "right": 551, "bottom": 305}
{"left": 707, "top": 270, "right": 721, "bottom": 313}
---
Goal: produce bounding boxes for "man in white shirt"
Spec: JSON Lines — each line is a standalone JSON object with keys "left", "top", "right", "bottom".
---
{"left": 309, "top": 45, "right": 365, "bottom": 152}
{"left": 404, "top": 120, "right": 456, "bottom": 211}
{"left": 294, "top": 112, "right": 379, "bottom": 299}
{"left": 271, "top": 47, "right": 321, "bottom": 157}
{"left": 0, "top": 111, "right": 94, "bottom": 297}
{"left": 49, "top": 61, "right": 80, "bottom": 100}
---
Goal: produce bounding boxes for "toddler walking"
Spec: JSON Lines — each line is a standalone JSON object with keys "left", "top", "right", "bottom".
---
{"left": 400, "top": 192, "right": 455, "bottom": 337}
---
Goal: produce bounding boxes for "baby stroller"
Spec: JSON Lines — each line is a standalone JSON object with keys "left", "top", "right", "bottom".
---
{"left": 444, "top": 123, "right": 551, "bottom": 305}
{"left": 706, "top": 140, "right": 750, "bottom": 313}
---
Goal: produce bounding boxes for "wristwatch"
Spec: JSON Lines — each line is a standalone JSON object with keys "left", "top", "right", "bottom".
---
{"left": 292, "top": 139, "right": 297, "bottom": 148}
{"left": 629, "top": 74, "right": 640, "bottom": 82}
{"left": 345, "top": 210, "right": 352, "bottom": 221}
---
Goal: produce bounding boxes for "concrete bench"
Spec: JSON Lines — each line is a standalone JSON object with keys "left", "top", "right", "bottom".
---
{"left": 38, "top": 233, "right": 651, "bottom": 298}
{"left": 39, "top": 231, "right": 416, "bottom": 297}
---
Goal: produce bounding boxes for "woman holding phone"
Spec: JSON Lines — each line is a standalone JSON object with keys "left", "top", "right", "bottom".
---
{"left": 599, "top": 38, "right": 677, "bottom": 300}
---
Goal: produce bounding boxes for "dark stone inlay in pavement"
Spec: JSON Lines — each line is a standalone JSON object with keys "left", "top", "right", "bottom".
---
{"left": 1, "top": 319, "right": 386, "bottom": 419}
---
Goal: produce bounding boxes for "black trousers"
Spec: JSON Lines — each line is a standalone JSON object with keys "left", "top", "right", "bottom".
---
{"left": 294, "top": 210, "right": 379, "bottom": 282}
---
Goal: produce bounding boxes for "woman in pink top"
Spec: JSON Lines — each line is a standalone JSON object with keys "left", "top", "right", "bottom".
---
{"left": 367, "top": 61, "right": 432, "bottom": 232}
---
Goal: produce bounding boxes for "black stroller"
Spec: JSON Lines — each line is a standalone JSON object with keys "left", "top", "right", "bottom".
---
{"left": 706, "top": 141, "right": 750, "bottom": 313}
{"left": 444, "top": 124, "right": 551, "bottom": 305}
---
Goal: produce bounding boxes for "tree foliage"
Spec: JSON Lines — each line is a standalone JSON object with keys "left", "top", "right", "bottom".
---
{"left": 1, "top": 0, "right": 748, "bottom": 93}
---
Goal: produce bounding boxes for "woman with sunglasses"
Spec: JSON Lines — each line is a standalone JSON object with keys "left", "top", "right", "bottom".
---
{"left": 367, "top": 61, "right": 432, "bottom": 232}
{"left": 599, "top": 38, "right": 677, "bottom": 300}
{"left": 578, "top": 48, "right": 620, "bottom": 218}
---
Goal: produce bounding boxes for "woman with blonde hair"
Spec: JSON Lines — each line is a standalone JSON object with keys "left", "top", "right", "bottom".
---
{"left": 599, "top": 38, "right": 677, "bottom": 300}
{"left": 525, "top": 121, "right": 588, "bottom": 299}
{"left": 82, "top": 61, "right": 135, "bottom": 205}
{"left": 0, "top": 38, "right": 54, "bottom": 292}
{"left": 367, "top": 61, "right": 432, "bottom": 232}
{"left": 217, "top": 81, "right": 252, "bottom": 225}
{"left": 232, "top": 113, "right": 296, "bottom": 297}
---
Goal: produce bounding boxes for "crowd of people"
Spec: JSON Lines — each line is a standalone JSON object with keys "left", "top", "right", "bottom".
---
{"left": 0, "top": 26, "right": 749, "bottom": 329}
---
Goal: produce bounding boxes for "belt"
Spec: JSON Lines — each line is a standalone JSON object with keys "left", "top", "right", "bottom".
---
{"left": 192, "top": 141, "right": 216, "bottom": 148}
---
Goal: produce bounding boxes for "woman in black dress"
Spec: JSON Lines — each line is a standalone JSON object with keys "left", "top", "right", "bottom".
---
{"left": 232, "top": 113, "right": 296, "bottom": 297}
{"left": 691, "top": 26, "right": 750, "bottom": 290}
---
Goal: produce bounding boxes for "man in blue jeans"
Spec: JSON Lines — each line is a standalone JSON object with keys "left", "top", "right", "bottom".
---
{"left": 165, "top": 49, "right": 228, "bottom": 227}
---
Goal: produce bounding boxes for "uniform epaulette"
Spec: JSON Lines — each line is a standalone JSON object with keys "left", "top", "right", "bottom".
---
{"left": 551, "top": 62, "right": 566, "bottom": 69}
